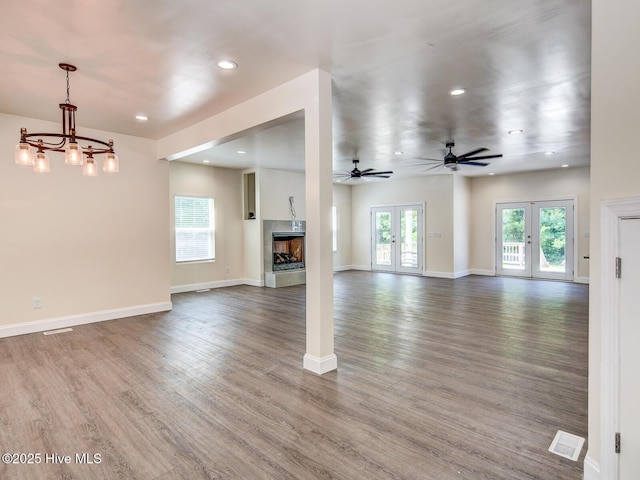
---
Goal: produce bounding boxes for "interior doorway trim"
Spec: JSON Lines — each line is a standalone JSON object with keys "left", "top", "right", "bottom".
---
{"left": 600, "top": 196, "right": 640, "bottom": 479}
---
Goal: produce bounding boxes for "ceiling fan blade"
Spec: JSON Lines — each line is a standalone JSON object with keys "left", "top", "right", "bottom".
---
{"left": 458, "top": 161, "right": 489, "bottom": 167}
{"left": 462, "top": 154, "right": 503, "bottom": 161}
{"left": 362, "top": 170, "right": 393, "bottom": 176}
{"left": 373, "top": 175, "right": 391, "bottom": 178}
{"left": 416, "top": 157, "right": 442, "bottom": 163}
{"left": 457, "top": 147, "right": 488, "bottom": 160}
{"left": 424, "top": 164, "right": 444, "bottom": 171}
{"left": 360, "top": 168, "right": 374, "bottom": 174}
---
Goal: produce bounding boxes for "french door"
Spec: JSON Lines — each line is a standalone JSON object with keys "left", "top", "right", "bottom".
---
{"left": 371, "top": 205, "right": 423, "bottom": 274}
{"left": 496, "top": 200, "right": 574, "bottom": 280}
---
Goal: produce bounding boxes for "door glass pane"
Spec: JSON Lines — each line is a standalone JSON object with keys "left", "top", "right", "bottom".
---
{"left": 539, "top": 207, "right": 566, "bottom": 273}
{"left": 375, "top": 211, "right": 392, "bottom": 265}
{"left": 400, "top": 209, "right": 418, "bottom": 268}
{"left": 502, "top": 208, "right": 526, "bottom": 270}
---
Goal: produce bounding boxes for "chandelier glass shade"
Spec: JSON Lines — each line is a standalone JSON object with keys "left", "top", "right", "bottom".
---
{"left": 14, "top": 63, "right": 119, "bottom": 175}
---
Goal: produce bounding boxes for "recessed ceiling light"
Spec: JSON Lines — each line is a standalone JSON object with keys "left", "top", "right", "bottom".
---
{"left": 545, "top": 151, "right": 555, "bottom": 155}
{"left": 450, "top": 88, "right": 466, "bottom": 96}
{"left": 488, "top": 172, "right": 495, "bottom": 176}
{"left": 561, "top": 164, "right": 569, "bottom": 168}
{"left": 508, "top": 129, "right": 524, "bottom": 135}
{"left": 202, "top": 159, "right": 211, "bottom": 164}
{"left": 135, "top": 115, "right": 148, "bottom": 121}
{"left": 217, "top": 60, "right": 238, "bottom": 70}
{"left": 394, "top": 151, "right": 403, "bottom": 156}
{"left": 237, "top": 150, "right": 246, "bottom": 154}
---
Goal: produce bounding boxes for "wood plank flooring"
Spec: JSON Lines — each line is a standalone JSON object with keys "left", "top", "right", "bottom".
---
{"left": 0, "top": 272, "right": 588, "bottom": 479}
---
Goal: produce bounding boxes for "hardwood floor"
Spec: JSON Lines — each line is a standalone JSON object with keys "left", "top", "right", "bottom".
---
{"left": 0, "top": 272, "right": 588, "bottom": 479}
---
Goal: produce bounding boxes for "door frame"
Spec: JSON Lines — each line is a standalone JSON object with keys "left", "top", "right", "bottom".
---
{"left": 493, "top": 196, "right": 579, "bottom": 281}
{"left": 370, "top": 203, "right": 425, "bottom": 274}
{"left": 600, "top": 197, "right": 640, "bottom": 479}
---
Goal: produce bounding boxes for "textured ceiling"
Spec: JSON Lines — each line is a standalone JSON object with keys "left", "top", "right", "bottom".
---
{"left": 0, "top": 0, "right": 591, "bottom": 179}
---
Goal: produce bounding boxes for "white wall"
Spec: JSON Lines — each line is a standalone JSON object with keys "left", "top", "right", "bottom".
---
{"left": 333, "top": 183, "right": 352, "bottom": 269}
{"left": 351, "top": 175, "right": 454, "bottom": 274}
{"left": 169, "top": 161, "right": 244, "bottom": 291}
{"left": 0, "top": 112, "right": 170, "bottom": 334}
{"left": 453, "top": 175, "right": 471, "bottom": 276}
{"left": 589, "top": 0, "right": 640, "bottom": 471}
{"left": 470, "top": 167, "right": 590, "bottom": 279}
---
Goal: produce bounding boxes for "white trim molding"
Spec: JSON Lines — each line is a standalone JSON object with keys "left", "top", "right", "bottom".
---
{"left": 576, "top": 276, "right": 590, "bottom": 284}
{"left": 423, "top": 270, "right": 455, "bottom": 279}
{"left": 600, "top": 196, "right": 640, "bottom": 480}
{"left": 333, "top": 265, "right": 353, "bottom": 272}
{"left": 470, "top": 269, "right": 495, "bottom": 276}
{"left": 351, "top": 265, "right": 372, "bottom": 271}
{"left": 171, "top": 278, "right": 265, "bottom": 293}
{"left": 303, "top": 353, "right": 338, "bottom": 375}
{"left": 584, "top": 453, "right": 600, "bottom": 480}
{"left": 453, "top": 269, "right": 471, "bottom": 279}
{"left": 0, "top": 302, "right": 173, "bottom": 339}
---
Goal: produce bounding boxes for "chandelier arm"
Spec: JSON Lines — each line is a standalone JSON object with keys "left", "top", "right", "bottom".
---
{"left": 23, "top": 134, "right": 67, "bottom": 151}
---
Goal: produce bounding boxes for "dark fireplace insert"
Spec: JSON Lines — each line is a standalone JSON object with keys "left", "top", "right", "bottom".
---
{"left": 272, "top": 232, "right": 305, "bottom": 271}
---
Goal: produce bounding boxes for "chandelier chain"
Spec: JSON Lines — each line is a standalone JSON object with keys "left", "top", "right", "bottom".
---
{"left": 66, "top": 69, "right": 71, "bottom": 104}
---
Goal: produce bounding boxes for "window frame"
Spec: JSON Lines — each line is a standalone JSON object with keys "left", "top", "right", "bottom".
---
{"left": 174, "top": 195, "right": 216, "bottom": 263}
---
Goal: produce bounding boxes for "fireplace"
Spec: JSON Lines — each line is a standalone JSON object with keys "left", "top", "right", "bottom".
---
{"left": 272, "top": 232, "right": 305, "bottom": 271}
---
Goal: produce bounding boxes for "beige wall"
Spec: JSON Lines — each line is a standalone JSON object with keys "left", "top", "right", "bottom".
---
{"left": 453, "top": 175, "right": 471, "bottom": 276}
{"left": 260, "top": 168, "right": 306, "bottom": 221}
{"left": 0, "top": 112, "right": 170, "bottom": 329}
{"left": 351, "top": 175, "right": 454, "bottom": 274}
{"left": 169, "top": 161, "right": 244, "bottom": 289}
{"left": 333, "top": 183, "right": 352, "bottom": 269}
{"left": 470, "top": 167, "right": 590, "bottom": 279}
{"left": 589, "top": 0, "right": 640, "bottom": 468}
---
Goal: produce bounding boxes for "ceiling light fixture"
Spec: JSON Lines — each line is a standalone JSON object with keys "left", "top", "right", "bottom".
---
{"left": 237, "top": 150, "right": 246, "bottom": 154}
{"left": 135, "top": 115, "right": 149, "bottom": 121}
{"left": 15, "top": 63, "right": 118, "bottom": 175}
{"left": 449, "top": 88, "right": 466, "bottom": 96}
{"left": 488, "top": 172, "right": 495, "bottom": 176}
{"left": 561, "top": 164, "right": 569, "bottom": 168}
{"left": 508, "top": 129, "right": 524, "bottom": 135}
{"left": 202, "top": 159, "right": 211, "bottom": 164}
{"left": 394, "top": 151, "right": 403, "bottom": 156}
{"left": 217, "top": 60, "right": 238, "bottom": 70}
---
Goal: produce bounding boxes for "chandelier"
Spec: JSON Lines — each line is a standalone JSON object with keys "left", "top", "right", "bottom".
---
{"left": 14, "top": 63, "right": 119, "bottom": 176}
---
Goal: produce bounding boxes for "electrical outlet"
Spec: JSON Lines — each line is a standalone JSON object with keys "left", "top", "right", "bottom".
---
{"left": 33, "top": 297, "right": 42, "bottom": 309}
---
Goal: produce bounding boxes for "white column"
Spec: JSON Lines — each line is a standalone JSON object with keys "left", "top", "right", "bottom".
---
{"left": 303, "top": 70, "right": 337, "bottom": 374}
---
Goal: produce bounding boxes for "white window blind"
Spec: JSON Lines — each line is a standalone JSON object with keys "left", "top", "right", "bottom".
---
{"left": 175, "top": 196, "right": 215, "bottom": 263}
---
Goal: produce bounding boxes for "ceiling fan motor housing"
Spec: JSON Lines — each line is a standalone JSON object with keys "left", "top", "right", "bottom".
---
{"left": 444, "top": 152, "right": 458, "bottom": 168}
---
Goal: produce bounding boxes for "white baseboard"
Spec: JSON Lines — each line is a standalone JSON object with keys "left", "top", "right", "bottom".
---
{"left": 470, "top": 269, "right": 495, "bottom": 276}
{"left": 423, "top": 270, "right": 455, "bottom": 279}
{"left": 333, "top": 265, "right": 353, "bottom": 272}
{"left": 171, "top": 279, "right": 245, "bottom": 294}
{"left": 242, "top": 278, "right": 264, "bottom": 287}
{"left": 583, "top": 453, "right": 600, "bottom": 480}
{"left": 0, "top": 301, "right": 173, "bottom": 339}
{"left": 453, "top": 269, "right": 471, "bottom": 279}
{"left": 303, "top": 353, "right": 338, "bottom": 374}
{"left": 576, "top": 276, "right": 590, "bottom": 284}
{"left": 350, "top": 265, "right": 372, "bottom": 271}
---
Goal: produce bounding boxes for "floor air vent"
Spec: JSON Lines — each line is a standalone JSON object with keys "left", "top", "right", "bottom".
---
{"left": 548, "top": 430, "right": 585, "bottom": 461}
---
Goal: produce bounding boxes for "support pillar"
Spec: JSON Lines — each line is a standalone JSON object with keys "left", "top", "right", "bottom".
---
{"left": 303, "top": 70, "right": 336, "bottom": 374}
